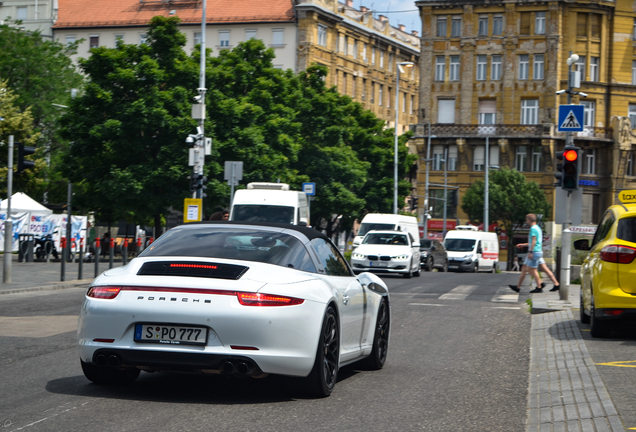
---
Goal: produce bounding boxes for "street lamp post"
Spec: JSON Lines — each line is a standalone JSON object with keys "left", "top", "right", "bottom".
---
{"left": 442, "top": 147, "right": 448, "bottom": 238}
{"left": 422, "top": 123, "right": 436, "bottom": 240}
{"left": 393, "top": 61, "right": 414, "bottom": 214}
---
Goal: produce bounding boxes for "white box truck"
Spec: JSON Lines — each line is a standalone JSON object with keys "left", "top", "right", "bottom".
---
{"left": 229, "top": 183, "right": 309, "bottom": 226}
{"left": 443, "top": 229, "right": 499, "bottom": 273}
{"left": 353, "top": 214, "right": 419, "bottom": 247}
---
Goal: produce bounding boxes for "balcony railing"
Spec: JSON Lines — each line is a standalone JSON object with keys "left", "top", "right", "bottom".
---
{"left": 414, "top": 124, "right": 614, "bottom": 140}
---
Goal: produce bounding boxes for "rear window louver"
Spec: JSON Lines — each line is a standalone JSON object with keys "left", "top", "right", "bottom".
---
{"left": 137, "top": 261, "right": 249, "bottom": 280}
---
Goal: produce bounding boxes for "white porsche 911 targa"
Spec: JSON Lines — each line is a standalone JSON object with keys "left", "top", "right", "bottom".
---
{"left": 78, "top": 222, "right": 390, "bottom": 397}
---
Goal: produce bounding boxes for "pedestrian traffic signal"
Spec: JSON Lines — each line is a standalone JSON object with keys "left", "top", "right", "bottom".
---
{"left": 189, "top": 173, "right": 208, "bottom": 198}
{"left": 409, "top": 196, "right": 418, "bottom": 211}
{"left": 561, "top": 146, "right": 580, "bottom": 191}
{"left": 17, "top": 142, "right": 36, "bottom": 174}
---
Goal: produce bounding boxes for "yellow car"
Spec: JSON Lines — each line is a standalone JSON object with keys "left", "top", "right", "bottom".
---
{"left": 575, "top": 190, "right": 636, "bottom": 337}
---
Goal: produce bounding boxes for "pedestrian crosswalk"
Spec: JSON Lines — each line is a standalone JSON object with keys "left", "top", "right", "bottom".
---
{"left": 392, "top": 284, "right": 521, "bottom": 304}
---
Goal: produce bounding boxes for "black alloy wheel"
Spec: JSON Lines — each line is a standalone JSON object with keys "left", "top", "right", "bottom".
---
{"left": 362, "top": 298, "right": 390, "bottom": 370}
{"left": 441, "top": 259, "right": 448, "bottom": 272}
{"left": 427, "top": 257, "right": 434, "bottom": 271}
{"left": 472, "top": 262, "right": 478, "bottom": 273}
{"left": 306, "top": 306, "right": 339, "bottom": 397}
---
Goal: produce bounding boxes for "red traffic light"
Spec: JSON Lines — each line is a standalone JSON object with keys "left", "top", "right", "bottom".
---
{"left": 564, "top": 149, "right": 578, "bottom": 162}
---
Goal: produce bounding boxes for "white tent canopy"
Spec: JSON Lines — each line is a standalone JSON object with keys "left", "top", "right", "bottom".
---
{"left": 1, "top": 192, "right": 52, "bottom": 217}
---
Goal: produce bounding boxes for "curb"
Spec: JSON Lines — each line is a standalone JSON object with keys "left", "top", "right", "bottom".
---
{"left": 0, "top": 279, "right": 93, "bottom": 296}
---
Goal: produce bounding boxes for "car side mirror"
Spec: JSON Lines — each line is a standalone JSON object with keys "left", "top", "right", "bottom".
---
{"left": 573, "top": 239, "right": 591, "bottom": 251}
{"left": 413, "top": 243, "right": 420, "bottom": 248}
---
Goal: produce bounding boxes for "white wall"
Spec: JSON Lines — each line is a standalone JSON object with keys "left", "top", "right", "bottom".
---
{"left": 1, "top": 0, "right": 56, "bottom": 37}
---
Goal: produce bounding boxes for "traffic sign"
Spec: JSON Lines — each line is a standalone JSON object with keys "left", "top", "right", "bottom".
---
{"left": 558, "top": 105, "right": 584, "bottom": 132}
{"left": 183, "top": 198, "right": 202, "bottom": 223}
{"left": 303, "top": 182, "right": 316, "bottom": 196}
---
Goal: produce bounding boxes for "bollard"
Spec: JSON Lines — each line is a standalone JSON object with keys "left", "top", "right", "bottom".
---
{"left": 109, "top": 238, "right": 115, "bottom": 269}
{"left": 78, "top": 238, "right": 83, "bottom": 280}
{"left": 94, "top": 238, "right": 100, "bottom": 277}
{"left": 122, "top": 238, "right": 128, "bottom": 265}
{"left": 60, "top": 237, "right": 67, "bottom": 282}
{"left": 136, "top": 237, "right": 142, "bottom": 256}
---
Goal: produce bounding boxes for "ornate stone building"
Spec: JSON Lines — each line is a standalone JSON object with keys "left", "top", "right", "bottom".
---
{"left": 410, "top": 0, "right": 636, "bottom": 244}
{"left": 295, "top": 0, "right": 421, "bottom": 132}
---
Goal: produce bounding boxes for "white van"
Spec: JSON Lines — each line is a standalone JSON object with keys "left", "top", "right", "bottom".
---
{"left": 229, "top": 183, "right": 309, "bottom": 226}
{"left": 353, "top": 214, "right": 419, "bottom": 247}
{"left": 443, "top": 230, "right": 499, "bottom": 273}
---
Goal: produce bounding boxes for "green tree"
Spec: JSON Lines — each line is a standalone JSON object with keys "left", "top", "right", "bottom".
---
{"left": 59, "top": 16, "right": 198, "bottom": 233}
{"left": 0, "top": 20, "right": 84, "bottom": 204}
{"left": 461, "top": 167, "right": 551, "bottom": 268}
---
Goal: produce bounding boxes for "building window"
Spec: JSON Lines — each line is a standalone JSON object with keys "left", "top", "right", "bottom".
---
{"left": 380, "top": 51, "right": 384, "bottom": 68}
{"left": 591, "top": 14, "right": 601, "bottom": 39}
{"left": 343, "top": 36, "right": 348, "bottom": 56}
{"left": 448, "top": 145, "right": 458, "bottom": 171}
{"left": 115, "top": 34, "right": 124, "bottom": 45}
{"left": 533, "top": 54, "right": 544, "bottom": 80}
{"left": 450, "top": 56, "right": 460, "bottom": 81}
{"left": 491, "top": 55, "right": 502, "bottom": 80}
{"left": 410, "top": 95, "right": 414, "bottom": 115}
{"left": 342, "top": 72, "right": 347, "bottom": 95}
{"left": 490, "top": 145, "right": 500, "bottom": 167}
{"left": 590, "top": 57, "right": 599, "bottom": 82}
{"left": 318, "top": 24, "right": 327, "bottom": 47}
{"left": 478, "top": 16, "right": 488, "bottom": 36}
{"left": 388, "top": 53, "right": 393, "bottom": 71}
{"left": 535, "top": 12, "right": 546, "bottom": 35}
{"left": 246, "top": 30, "right": 257, "bottom": 40}
{"left": 479, "top": 100, "right": 496, "bottom": 125}
{"left": 451, "top": 17, "right": 462, "bottom": 37}
{"left": 474, "top": 146, "right": 485, "bottom": 171}
{"left": 194, "top": 32, "right": 202, "bottom": 46}
{"left": 582, "top": 101, "right": 595, "bottom": 127}
{"left": 435, "top": 56, "right": 445, "bottom": 81}
{"left": 16, "top": 6, "right": 27, "bottom": 20}
{"left": 493, "top": 16, "right": 503, "bottom": 36}
{"left": 362, "top": 78, "right": 366, "bottom": 100}
{"left": 139, "top": 34, "right": 148, "bottom": 45}
{"left": 402, "top": 92, "right": 406, "bottom": 113}
{"left": 518, "top": 54, "right": 529, "bottom": 80}
{"left": 352, "top": 75, "right": 357, "bottom": 97}
{"left": 630, "top": 104, "right": 636, "bottom": 128}
{"left": 219, "top": 31, "right": 230, "bottom": 47}
{"left": 532, "top": 146, "right": 542, "bottom": 172}
{"left": 371, "top": 47, "right": 376, "bottom": 65}
{"left": 521, "top": 99, "right": 539, "bottom": 124}
{"left": 438, "top": 99, "right": 456, "bottom": 123}
{"left": 89, "top": 35, "right": 99, "bottom": 49}
{"left": 65, "top": 35, "right": 76, "bottom": 46}
{"left": 628, "top": 153, "right": 634, "bottom": 176}
{"left": 433, "top": 145, "right": 444, "bottom": 170}
{"left": 379, "top": 84, "right": 383, "bottom": 106}
{"left": 633, "top": 61, "right": 636, "bottom": 85}
{"left": 516, "top": 146, "right": 527, "bottom": 172}
{"left": 577, "top": 13, "right": 588, "bottom": 38}
{"left": 476, "top": 55, "right": 487, "bottom": 81}
{"left": 585, "top": 149, "right": 596, "bottom": 174}
{"left": 437, "top": 17, "right": 447, "bottom": 37}
{"left": 370, "top": 82, "right": 375, "bottom": 104}
{"left": 353, "top": 40, "right": 359, "bottom": 59}
{"left": 520, "top": 12, "right": 531, "bottom": 35}
{"left": 575, "top": 56, "right": 586, "bottom": 81}
{"left": 387, "top": 87, "right": 391, "bottom": 108}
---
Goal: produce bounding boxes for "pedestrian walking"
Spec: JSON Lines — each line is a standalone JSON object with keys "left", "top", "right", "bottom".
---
{"left": 512, "top": 256, "right": 520, "bottom": 271}
{"left": 508, "top": 214, "right": 559, "bottom": 293}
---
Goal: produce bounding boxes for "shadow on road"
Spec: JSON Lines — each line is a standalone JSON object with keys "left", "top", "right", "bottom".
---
{"left": 45, "top": 364, "right": 361, "bottom": 404}
{"left": 548, "top": 317, "right": 636, "bottom": 345}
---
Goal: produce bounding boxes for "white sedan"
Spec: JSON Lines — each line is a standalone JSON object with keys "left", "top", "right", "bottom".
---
{"left": 350, "top": 230, "right": 421, "bottom": 278}
{"left": 78, "top": 222, "right": 390, "bottom": 397}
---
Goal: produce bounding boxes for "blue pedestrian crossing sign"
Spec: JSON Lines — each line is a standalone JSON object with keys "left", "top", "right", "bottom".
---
{"left": 558, "top": 105, "right": 584, "bottom": 132}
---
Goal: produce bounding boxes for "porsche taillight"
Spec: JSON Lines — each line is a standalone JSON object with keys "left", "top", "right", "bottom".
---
{"left": 600, "top": 245, "right": 636, "bottom": 264}
{"left": 87, "top": 286, "right": 122, "bottom": 299}
{"left": 236, "top": 292, "right": 304, "bottom": 307}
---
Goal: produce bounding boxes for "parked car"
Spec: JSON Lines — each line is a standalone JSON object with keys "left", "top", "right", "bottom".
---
{"left": 351, "top": 230, "right": 421, "bottom": 278}
{"left": 575, "top": 190, "right": 636, "bottom": 337}
{"left": 420, "top": 239, "right": 448, "bottom": 272}
{"left": 78, "top": 222, "right": 390, "bottom": 397}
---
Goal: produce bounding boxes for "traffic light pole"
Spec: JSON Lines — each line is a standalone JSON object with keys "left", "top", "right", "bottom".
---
{"left": 3, "top": 136, "right": 13, "bottom": 283}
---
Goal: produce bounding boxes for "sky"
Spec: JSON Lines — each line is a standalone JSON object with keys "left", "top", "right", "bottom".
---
{"left": 353, "top": 0, "right": 421, "bottom": 34}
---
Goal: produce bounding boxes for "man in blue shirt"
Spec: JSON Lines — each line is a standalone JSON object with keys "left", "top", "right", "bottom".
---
{"left": 508, "top": 213, "right": 559, "bottom": 293}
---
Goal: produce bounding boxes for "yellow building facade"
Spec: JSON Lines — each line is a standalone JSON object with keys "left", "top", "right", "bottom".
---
{"left": 295, "top": 0, "right": 421, "bottom": 132}
{"left": 410, "top": 0, "right": 636, "bottom": 248}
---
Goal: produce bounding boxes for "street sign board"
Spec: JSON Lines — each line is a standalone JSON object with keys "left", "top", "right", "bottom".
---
{"left": 224, "top": 161, "right": 243, "bottom": 184}
{"left": 302, "top": 182, "right": 316, "bottom": 196}
{"left": 558, "top": 105, "right": 584, "bottom": 132}
{"left": 554, "top": 187, "right": 582, "bottom": 225}
{"left": 183, "top": 198, "right": 202, "bottom": 223}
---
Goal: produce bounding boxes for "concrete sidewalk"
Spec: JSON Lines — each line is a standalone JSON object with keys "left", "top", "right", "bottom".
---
{"left": 0, "top": 254, "right": 125, "bottom": 295}
{"left": 525, "top": 285, "right": 625, "bottom": 431}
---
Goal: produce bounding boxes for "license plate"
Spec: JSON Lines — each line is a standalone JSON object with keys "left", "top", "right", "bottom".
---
{"left": 377, "top": 262, "right": 388, "bottom": 267}
{"left": 449, "top": 265, "right": 458, "bottom": 269}
{"left": 134, "top": 324, "right": 207, "bottom": 346}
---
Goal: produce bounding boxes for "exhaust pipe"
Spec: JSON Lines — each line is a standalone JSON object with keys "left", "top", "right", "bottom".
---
{"left": 108, "top": 355, "right": 121, "bottom": 367}
{"left": 236, "top": 362, "right": 251, "bottom": 375}
{"left": 96, "top": 354, "right": 107, "bottom": 366}
{"left": 221, "top": 361, "right": 235, "bottom": 374}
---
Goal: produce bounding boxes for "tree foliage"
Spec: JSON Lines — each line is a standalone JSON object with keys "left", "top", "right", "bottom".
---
{"left": 461, "top": 167, "right": 552, "bottom": 266}
{"left": 0, "top": 21, "right": 84, "bottom": 204}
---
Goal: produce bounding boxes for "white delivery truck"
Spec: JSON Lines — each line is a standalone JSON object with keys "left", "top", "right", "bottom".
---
{"left": 443, "top": 229, "right": 499, "bottom": 273}
{"left": 353, "top": 214, "right": 420, "bottom": 247}
{"left": 229, "top": 183, "right": 309, "bottom": 226}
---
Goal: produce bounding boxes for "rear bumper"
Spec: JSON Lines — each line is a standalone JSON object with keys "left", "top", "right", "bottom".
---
{"left": 594, "top": 287, "right": 636, "bottom": 320}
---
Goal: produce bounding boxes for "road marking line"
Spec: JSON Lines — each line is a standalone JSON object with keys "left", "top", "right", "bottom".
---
{"left": 408, "top": 303, "right": 450, "bottom": 307}
{"left": 439, "top": 285, "right": 478, "bottom": 300}
{"left": 489, "top": 306, "right": 521, "bottom": 310}
{"left": 491, "top": 286, "right": 519, "bottom": 303}
{"left": 595, "top": 360, "right": 636, "bottom": 368}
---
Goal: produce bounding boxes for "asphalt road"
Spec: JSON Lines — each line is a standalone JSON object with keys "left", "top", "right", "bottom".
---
{"left": 0, "top": 271, "right": 532, "bottom": 432}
